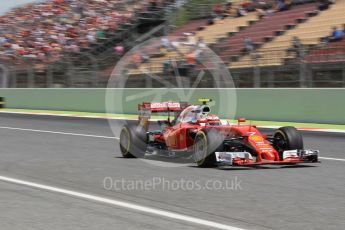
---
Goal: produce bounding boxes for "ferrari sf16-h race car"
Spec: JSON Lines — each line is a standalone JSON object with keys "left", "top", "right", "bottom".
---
{"left": 119, "top": 99, "right": 319, "bottom": 167}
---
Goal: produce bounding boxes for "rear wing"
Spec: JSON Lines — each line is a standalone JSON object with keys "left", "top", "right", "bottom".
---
{"left": 138, "top": 101, "right": 190, "bottom": 113}
{"left": 138, "top": 101, "right": 190, "bottom": 131}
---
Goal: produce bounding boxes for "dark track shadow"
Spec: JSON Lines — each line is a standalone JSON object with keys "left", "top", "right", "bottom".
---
{"left": 188, "top": 164, "right": 318, "bottom": 170}
{"left": 218, "top": 164, "right": 318, "bottom": 170}
{"left": 276, "top": 164, "right": 318, "bottom": 169}
{"left": 115, "top": 156, "right": 319, "bottom": 169}
{"left": 115, "top": 156, "right": 137, "bottom": 159}
{"left": 114, "top": 155, "right": 193, "bottom": 164}
{"left": 188, "top": 165, "right": 256, "bottom": 170}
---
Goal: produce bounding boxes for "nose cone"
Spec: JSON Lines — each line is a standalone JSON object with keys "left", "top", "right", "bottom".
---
{"left": 262, "top": 151, "right": 276, "bottom": 161}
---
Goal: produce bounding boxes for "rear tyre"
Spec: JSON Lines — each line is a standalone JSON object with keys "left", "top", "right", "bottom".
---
{"left": 120, "top": 124, "right": 147, "bottom": 158}
{"left": 273, "top": 126, "right": 303, "bottom": 153}
{"left": 193, "top": 129, "right": 223, "bottom": 168}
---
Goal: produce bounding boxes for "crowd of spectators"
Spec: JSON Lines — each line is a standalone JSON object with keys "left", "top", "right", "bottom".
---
{"left": 154, "top": 0, "right": 319, "bottom": 74}
{"left": 286, "top": 25, "right": 344, "bottom": 61}
{"left": 210, "top": 0, "right": 293, "bottom": 20}
{"left": 211, "top": 1, "right": 253, "bottom": 19}
{"left": 150, "top": 34, "right": 208, "bottom": 76}
{"left": 0, "top": 0, "right": 143, "bottom": 63}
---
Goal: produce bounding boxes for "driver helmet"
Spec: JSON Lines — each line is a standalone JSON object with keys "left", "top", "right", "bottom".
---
{"left": 195, "top": 105, "right": 210, "bottom": 120}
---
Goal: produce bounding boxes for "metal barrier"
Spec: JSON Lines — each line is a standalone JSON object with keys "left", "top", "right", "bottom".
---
{"left": 0, "top": 64, "right": 9, "bottom": 88}
{"left": 1, "top": 46, "right": 344, "bottom": 88}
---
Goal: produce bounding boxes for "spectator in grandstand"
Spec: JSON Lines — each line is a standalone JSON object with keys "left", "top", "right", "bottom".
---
{"left": 225, "top": 5, "right": 237, "bottom": 17}
{"left": 256, "top": 6, "right": 265, "bottom": 18}
{"left": 131, "top": 52, "right": 143, "bottom": 68}
{"left": 276, "top": 0, "right": 290, "bottom": 11}
{"left": 159, "top": 46, "right": 168, "bottom": 56}
{"left": 213, "top": 3, "right": 225, "bottom": 18}
{"left": 160, "top": 37, "right": 170, "bottom": 49}
{"left": 241, "top": 1, "right": 252, "bottom": 11}
{"left": 244, "top": 38, "right": 254, "bottom": 53}
{"left": 225, "top": 0, "right": 233, "bottom": 14}
{"left": 236, "top": 6, "right": 247, "bottom": 17}
{"left": 186, "top": 49, "right": 196, "bottom": 65}
{"left": 115, "top": 44, "right": 125, "bottom": 56}
{"left": 329, "top": 26, "right": 344, "bottom": 42}
{"left": 318, "top": 0, "right": 334, "bottom": 11}
{"left": 171, "top": 38, "right": 181, "bottom": 50}
{"left": 225, "top": 0, "right": 232, "bottom": 9}
{"left": 194, "top": 37, "right": 206, "bottom": 62}
{"left": 180, "top": 49, "right": 196, "bottom": 76}
{"left": 148, "top": 0, "right": 159, "bottom": 11}
{"left": 207, "top": 17, "right": 215, "bottom": 26}
{"left": 162, "top": 60, "right": 172, "bottom": 75}
{"left": 183, "top": 33, "right": 197, "bottom": 47}
{"left": 196, "top": 37, "right": 206, "bottom": 49}
{"left": 86, "top": 31, "right": 96, "bottom": 44}
{"left": 266, "top": 7, "right": 274, "bottom": 16}
{"left": 257, "top": 4, "right": 274, "bottom": 18}
{"left": 287, "top": 36, "right": 304, "bottom": 58}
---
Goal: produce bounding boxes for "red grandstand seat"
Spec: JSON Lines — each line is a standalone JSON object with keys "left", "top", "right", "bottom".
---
{"left": 213, "top": 3, "right": 317, "bottom": 61}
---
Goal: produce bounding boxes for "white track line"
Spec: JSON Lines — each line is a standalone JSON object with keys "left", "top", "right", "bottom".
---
{"left": 0, "top": 110, "right": 137, "bottom": 121}
{"left": 319, "top": 157, "right": 345, "bottom": 162}
{"left": 0, "top": 175, "right": 245, "bottom": 230}
{"left": 259, "top": 126, "right": 345, "bottom": 134}
{"left": 0, "top": 126, "right": 119, "bottom": 140}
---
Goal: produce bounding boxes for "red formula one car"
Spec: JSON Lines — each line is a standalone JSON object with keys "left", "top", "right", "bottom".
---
{"left": 119, "top": 99, "right": 319, "bottom": 167}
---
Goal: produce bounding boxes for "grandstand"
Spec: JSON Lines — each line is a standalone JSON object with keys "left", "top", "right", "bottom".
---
{"left": 305, "top": 38, "right": 345, "bottom": 63}
{"left": 0, "top": 0, "right": 344, "bottom": 87}
{"left": 0, "top": 0, "right": 172, "bottom": 87}
{"left": 127, "top": 1, "right": 321, "bottom": 75}
{"left": 126, "top": 0, "right": 345, "bottom": 87}
{"left": 216, "top": 2, "right": 318, "bottom": 62}
{"left": 128, "top": 12, "right": 260, "bottom": 75}
{"left": 192, "top": 13, "right": 259, "bottom": 44}
{"left": 0, "top": 0, "right": 137, "bottom": 62}
{"left": 230, "top": 0, "right": 345, "bottom": 68}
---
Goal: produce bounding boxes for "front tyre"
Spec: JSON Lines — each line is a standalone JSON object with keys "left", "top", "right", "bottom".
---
{"left": 120, "top": 124, "right": 147, "bottom": 158}
{"left": 193, "top": 129, "right": 223, "bottom": 168}
{"left": 273, "top": 126, "right": 303, "bottom": 153}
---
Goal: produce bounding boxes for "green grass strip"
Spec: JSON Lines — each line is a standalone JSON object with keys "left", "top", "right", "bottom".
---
{"left": 2, "top": 108, "right": 345, "bottom": 130}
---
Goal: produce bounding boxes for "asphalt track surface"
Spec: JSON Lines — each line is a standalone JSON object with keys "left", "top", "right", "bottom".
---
{"left": 0, "top": 113, "right": 345, "bottom": 230}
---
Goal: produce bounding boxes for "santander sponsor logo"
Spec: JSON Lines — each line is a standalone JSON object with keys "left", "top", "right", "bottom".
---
{"left": 150, "top": 102, "right": 180, "bottom": 109}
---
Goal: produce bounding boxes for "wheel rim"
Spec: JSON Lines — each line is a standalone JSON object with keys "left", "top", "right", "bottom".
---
{"left": 274, "top": 132, "right": 287, "bottom": 152}
{"left": 194, "top": 134, "right": 207, "bottom": 164}
{"left": 120, "top": 128, "right": 130, "bottom": 154}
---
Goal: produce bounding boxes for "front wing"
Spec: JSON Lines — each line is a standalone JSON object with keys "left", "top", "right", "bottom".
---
{"left": 215, "top": 150, "right": 320, "bottom": 167}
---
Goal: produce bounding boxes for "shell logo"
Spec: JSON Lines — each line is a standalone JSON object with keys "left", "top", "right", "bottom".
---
{"left": 250, "top": 135, "right": 264, "bottom": 142}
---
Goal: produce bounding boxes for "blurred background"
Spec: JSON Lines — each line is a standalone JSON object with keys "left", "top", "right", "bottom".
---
{"left": 1, "top": 1, "right": 39, "bottom": 15}
{"left": 0, "top": 0, "right": 344, "bottom": 88}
